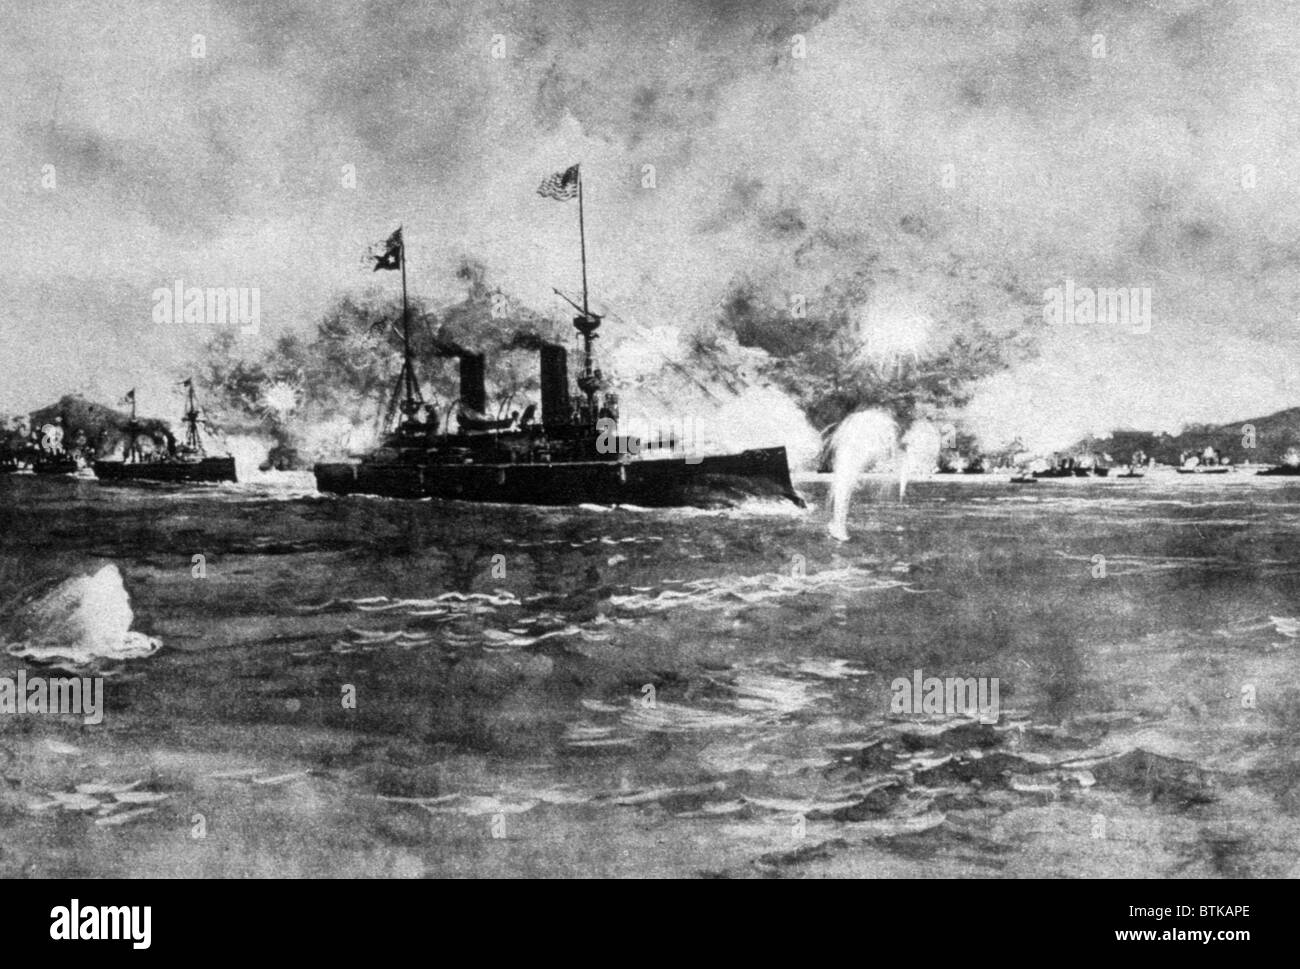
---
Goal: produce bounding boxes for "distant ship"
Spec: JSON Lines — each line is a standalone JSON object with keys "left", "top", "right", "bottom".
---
{"left": 315, "top": 176, "right": 801, "bottom": 508}
{"left": 1032, "top": 460, "right": 1091, "bottom": 479}
{"left": 32, "top": 453, "right": 78, "bottom": 475}
{"left": 1031, "top": 455, "right": 1111, "bottom": 478}
{"left": 93, "top": 382, "right": 237, "bottom": 484}
{"left": 0, "top": 414, "right": 79, "bottom": 475}
{"left": 1257, "top": 451, "right": 1300, "bottom": 476}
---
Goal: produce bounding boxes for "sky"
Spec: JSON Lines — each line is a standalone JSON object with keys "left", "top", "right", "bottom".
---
{"left": 2, "top": 0, "right": 1300, "bottom": 452}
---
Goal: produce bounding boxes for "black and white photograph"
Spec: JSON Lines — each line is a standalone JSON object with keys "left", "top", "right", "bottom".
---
{"left": 0, "top": 0, "right": 1293, "bottom": 906}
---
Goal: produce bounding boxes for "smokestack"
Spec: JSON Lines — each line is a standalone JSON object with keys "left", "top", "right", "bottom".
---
{"left": 540, "top": 343, "right": 570, "bottom": 427}
{"left": 459, "top": 353, "right": 486, "bottom": 413}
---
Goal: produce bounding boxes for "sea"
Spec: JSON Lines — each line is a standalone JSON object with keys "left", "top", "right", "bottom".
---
{"left": 1, "top": 468, "right": 1298, "bottom": 878}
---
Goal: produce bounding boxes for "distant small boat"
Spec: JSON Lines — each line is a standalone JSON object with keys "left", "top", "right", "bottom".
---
{"left": 1176, "top": 465, "right": 1231, "bottom": 475}
{"left": 1116, "top": 470, "right": 1145, "bottom": 479}
{"left": 1257, "top": 465, "right": 1300, "bottom": 476}
{"left": 1010, "top": 475, "right": 1037, "bottom": 484}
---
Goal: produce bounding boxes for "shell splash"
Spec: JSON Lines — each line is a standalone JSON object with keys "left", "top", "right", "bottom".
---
{"left": 3, "top": 564, "right": 161, "bottom": 666}
{"left": 826, "top": 410, "right": 899, "bottom": 541}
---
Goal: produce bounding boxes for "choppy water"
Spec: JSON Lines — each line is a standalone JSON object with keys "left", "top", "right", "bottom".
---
{"left": 1, "top": 471, "right": 1299, "bottom": 877}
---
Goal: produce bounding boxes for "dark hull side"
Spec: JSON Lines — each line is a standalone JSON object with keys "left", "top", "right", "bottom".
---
{"left": 314, "top": 447, "right": 803, "bottom": 508}
{"left": 1032, "top": 469, "right": 1082, "bottom": 479}
{"left": 27, "top": 457, "right": 80, "bottom": 475}
{"left": 1257, "top": 466, "right": 1300, "bottom": 476}
{"left": 94, "top": 456, "right": 237, "bottom": 484}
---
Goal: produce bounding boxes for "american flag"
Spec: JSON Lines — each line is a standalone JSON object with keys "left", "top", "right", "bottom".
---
{"left": 537, "top": 164, "right": 579, "bottom": 200}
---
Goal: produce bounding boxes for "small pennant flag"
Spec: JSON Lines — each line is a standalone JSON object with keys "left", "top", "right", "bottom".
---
{"left": 372, "top": 227, "right": 403, "bottom": 271}
{"left": 537, "top": 164, "right": 579, "bottom": 201}
{"left": 121, "top": 389, "right": 135, "bottom": 405}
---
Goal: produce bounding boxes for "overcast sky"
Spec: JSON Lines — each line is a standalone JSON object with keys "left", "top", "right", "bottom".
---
{"left": 3, "top": 0, "right": 1299, "bottom": 450}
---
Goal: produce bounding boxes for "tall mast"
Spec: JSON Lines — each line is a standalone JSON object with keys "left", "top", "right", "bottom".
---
{"left": 578, "top": 167, "right": 589, "bottom": 318}
{"left": 184, "top": 381, "right": 203, "bottom": 452}
{"left": 573, "top": 167, "right": 601, "bottom": 404}
{"left": 127, "top": 389, "right": 139, "bottom": 462}
{"left": 397, "top": 228, "right": 421, "bottom": 424}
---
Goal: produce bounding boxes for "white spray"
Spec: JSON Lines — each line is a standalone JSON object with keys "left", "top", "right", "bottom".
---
{"left": 826, "top": 414, "right": 944, "bottom": 540}
{"left": 826, "top": 409, "right": 898, "bottom": 542}
{"left": 899, "top": 420, "right": 942, "bottom": 500}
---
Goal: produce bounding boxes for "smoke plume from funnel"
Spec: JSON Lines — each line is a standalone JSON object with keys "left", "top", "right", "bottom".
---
{"left": 826, "top": 409, "right": 898, "bottom": 542}
{"left": 432, "top": 339, "right": 473, "bottom": 359}
{"left": 504, "top": 331, "right": 552, "bottom": 352}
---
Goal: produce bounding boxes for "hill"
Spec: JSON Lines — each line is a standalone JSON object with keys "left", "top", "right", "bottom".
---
{"left": 1075, "top": 406, "right": 1300, "bottom": 465}
{"left": 7, "top": 395, "right": 176, "bottom": 458}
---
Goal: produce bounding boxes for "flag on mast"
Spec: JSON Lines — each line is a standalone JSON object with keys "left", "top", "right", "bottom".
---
{"left": 537, "top": 164, "right": 579, "bottom": 200}
{"left": 371, "top": 227, "right": 403, "bottom": 271}
{"left": 121, "top": 389, "right": 135, "bottom": 405}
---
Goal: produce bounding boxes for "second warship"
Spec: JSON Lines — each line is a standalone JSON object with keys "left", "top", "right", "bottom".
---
{"left": 93, "top": 382, "right": 237, "bottom": 484}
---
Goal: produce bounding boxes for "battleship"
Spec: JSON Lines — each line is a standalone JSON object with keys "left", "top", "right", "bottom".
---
{"left": 93, "top": 382, "right": 237, "bottom": 484}
{"left": 315, "top": 169, "right": 802, "bottom": 508}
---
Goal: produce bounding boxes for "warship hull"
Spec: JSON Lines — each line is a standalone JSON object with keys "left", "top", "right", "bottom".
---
{"left": 94, "top": 456, "right": 237, "bottom": 484}
{"left": 315, "top": 446, "right": 802, "bottom": 508}
{"left": 32, "top": 457, "right": 79, "bottom": 475}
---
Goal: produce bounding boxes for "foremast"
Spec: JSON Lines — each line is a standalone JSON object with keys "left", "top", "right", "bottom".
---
{"left": 181, "top": 379, "right": 207, "bottom": 455}
{"left": 396, "top": 230, "right": 423, "bottom": 426}
{"left": 373, "top": 226, "right": 424, "bottom": 433}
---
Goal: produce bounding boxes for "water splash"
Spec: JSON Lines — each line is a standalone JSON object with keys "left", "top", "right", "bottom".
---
{"left": 900, "top": 420, "right": 942, "bottom": 497}
{"left": 826, "top": 410, "right": 898, "bottom": 541}
{"left": 2, "top": 564, "right": 161, "bottom": 666}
